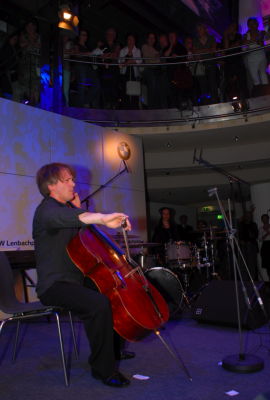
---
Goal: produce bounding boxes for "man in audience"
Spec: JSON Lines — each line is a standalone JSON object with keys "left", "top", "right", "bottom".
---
{"left": 193, "top": 23, "right": 219, "bottom": 104}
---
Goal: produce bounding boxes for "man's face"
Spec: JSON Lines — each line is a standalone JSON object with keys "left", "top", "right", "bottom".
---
{"left": 48, "top": 168, "right": 75, "bottom": 203}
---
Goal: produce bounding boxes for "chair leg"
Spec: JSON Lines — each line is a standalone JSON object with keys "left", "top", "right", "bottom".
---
{"left": 68, "top": 311, "right": 79, "bottom": 360}
{"left": 54, "top": 312, "right": 69, "bottom": 387}
{"left": 12, "top": 320, "right": 20, "bottom": 363}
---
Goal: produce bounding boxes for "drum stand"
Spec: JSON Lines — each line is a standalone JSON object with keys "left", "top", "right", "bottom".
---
{"left": 177, "top": 270, "right": 192, "bottom": 309}
{"left": 209, "top": 226, "right": 218, "bottom": 278}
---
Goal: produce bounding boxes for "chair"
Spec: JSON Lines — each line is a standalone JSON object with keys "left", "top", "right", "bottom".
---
{"left": 0, "top": 252, "right": 78, "bottom": 386}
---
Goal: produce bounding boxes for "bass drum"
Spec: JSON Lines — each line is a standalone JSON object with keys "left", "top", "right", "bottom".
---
{"left": 144, "top": 267, "right": 183, "bottom": 317}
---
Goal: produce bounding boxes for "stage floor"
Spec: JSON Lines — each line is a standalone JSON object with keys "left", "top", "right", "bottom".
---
{"left": 0, "top": 311, "right": 270, "bottom": 400}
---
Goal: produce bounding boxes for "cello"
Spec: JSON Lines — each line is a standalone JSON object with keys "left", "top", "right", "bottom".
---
{"left": 67, "top": 222, "right": 169, "bottom": 341}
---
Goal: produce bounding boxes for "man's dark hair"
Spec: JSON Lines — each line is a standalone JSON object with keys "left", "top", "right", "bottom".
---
{"left": 36, "top": 162, "right": 75, "bottom": 197}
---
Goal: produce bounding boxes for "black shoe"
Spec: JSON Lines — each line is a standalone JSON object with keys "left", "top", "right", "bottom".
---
{"left": 116, "top": 350, "right": 136, "bottom": 360}
{"left": 92, "top": 370, "right": 130, "bottom": 387}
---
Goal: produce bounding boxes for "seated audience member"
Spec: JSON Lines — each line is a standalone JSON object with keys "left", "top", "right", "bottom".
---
{"left": 193, "top": 23, "right": 219, "bottom": 104}
{"left": 0, "top": 32, "right": 19, "bottom": 100}
{"left": 243, "top": 17, "right": 269, "bottom": 97}
{"left": 141, "top": 32, "right": 160, "bottom": 109}
{"left": 164, "top": 31, "right": 192, "bottom": 108}
{"left": 119, "top": 33, "right": 142, "bottom": 108}
{"left": 100, "top": 27, "right": 121, "bottom": 109}
{"left": 177, "top": 215, "right": 193, "bottom": 242}
{"left": 259, "top": 213, "right": 270, "bottom": 281}
{"left": 17, "top": 19, "right": 40, "bottom": 105}
{"left": 222, "top": 22, "right": 247, "bottom": 101}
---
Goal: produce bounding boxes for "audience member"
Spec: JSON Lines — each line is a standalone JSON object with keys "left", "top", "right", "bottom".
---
{"left": 100, "top": 28, "right": 121, "bottom": 109}
{"left": 62, "top": 33, "right": 75, "bottom": 106}
{"left": 119, "top": 33, "right": 142, "bottom": 108}
{"left": 259, "top": 213, "right": 270, "bottom": 281}
{"left": 0, "top": 32, "right": 19, "bottom": 100}
{"left": 158, "top": 33, "right": 170, "bottom": 108}
{"left": 17, "top": 19, "right": 40, "bottom": 105}
{"left": 141, "top": 32, "right": 160, "bottom": 108}
{"left": 164, "top": 31, "right": 191, "bottom": 108}
{"left": 193, "top": 23, "right": 219, "bottom": 104}
{"left": 243, "top": 17, "right": 268, "bottom": 96}
{"left": 74, "top": 29, "right": 100, "bottom": 108}
{"left": 222, "top": 22, "right": 247, "bottom": 101}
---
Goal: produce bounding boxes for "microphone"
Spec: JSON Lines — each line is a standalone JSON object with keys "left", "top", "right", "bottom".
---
{"left": 208, "top": 187, "right": 217, "bottom": 197}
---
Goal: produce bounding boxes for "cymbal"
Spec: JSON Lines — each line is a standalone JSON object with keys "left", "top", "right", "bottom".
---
{"left": 122, "top": 242, "right": 161, "bottom": 248}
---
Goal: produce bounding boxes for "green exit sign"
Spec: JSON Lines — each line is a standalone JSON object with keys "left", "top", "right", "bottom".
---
{"left": 217, "top": 214, "right": 223, "bottom": 220}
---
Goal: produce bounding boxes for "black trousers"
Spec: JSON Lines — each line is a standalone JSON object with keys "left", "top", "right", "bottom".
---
{"left": 39, "top": 281, "right": 116, "bottom": 378}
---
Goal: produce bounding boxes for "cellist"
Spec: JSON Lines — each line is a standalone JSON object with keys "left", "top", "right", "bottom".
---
{"left": 32, "top": 162, "right": 132, "bottom": 387}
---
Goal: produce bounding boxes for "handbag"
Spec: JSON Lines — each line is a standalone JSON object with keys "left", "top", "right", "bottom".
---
{"left": 194, "top": 62, "right": 205, "bottom": 76}
{"left": 126, "top": 66, "right": 141, "bottom": 96}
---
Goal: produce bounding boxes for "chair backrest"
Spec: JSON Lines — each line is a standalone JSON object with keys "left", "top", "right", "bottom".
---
{"left": 0, "top": 252, "right": 22, "bottom": 312}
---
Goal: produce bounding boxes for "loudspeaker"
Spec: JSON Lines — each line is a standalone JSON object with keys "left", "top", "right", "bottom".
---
{"left": 192, "top": 280, "right": 270, "bottom": 329}
{"left": 253, "top": 393, "right": 270, "bottom": 400}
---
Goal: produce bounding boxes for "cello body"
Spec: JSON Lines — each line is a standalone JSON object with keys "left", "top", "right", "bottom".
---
{"left": 67, "top": 226, "right": 169, "bottom": 341}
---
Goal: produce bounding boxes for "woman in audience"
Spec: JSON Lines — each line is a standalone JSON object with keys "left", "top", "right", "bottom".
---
{"left": 119, "top": 33, "right": 142, "bottom": 108}
{"left": 243, "top": 17, "right": 268, "bottom": 97}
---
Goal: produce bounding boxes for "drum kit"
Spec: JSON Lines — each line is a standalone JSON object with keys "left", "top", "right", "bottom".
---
{"left": 113, "top": 226, "right": 224, "bottom": 318}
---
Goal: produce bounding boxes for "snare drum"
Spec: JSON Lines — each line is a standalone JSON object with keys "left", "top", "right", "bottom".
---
{"left": 144, "top": 267, "right": 183, "bottom": 316}
{"left": 166, "top": 241, "right": 193, "bottom": 269}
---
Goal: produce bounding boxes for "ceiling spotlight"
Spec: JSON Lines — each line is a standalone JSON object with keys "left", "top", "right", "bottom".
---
{"left": 58, "top": 4, "right": 79, "bottom": 32}
{"left": 166, "top": 142, "right": 172, "bottom": 148}
{"left": 234, "top": 136, "right": 239, "bottom": 142}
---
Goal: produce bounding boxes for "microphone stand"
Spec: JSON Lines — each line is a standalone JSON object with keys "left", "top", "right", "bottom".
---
{"left": 81, "top": 160, "right": 129, "bottom": 209}
{"left": 193, "top": 148, "right": 249, "bottom": 278}
{"left": 208, "top": 187, "right": 266, "bottom": 373}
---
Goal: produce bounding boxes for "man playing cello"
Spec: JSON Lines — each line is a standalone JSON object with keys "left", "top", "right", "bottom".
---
{"left": 32, "top": 162, "right": 132, "bottom": 387}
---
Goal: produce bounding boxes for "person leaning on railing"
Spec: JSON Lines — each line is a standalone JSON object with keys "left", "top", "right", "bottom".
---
{"left": 243, "top": 17, "right": 269, "bottom": 97}
{"left": 222, "top": 22, "right": 248, "bottom": 101}
{"left": 118, "top": 33, "right": 142, "bottom": 108}
{"left": 193, "top": 22, "right": 219, "bottom": 104}
{"left": 141, "top": 32, "right": 160, "bottom": 109}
